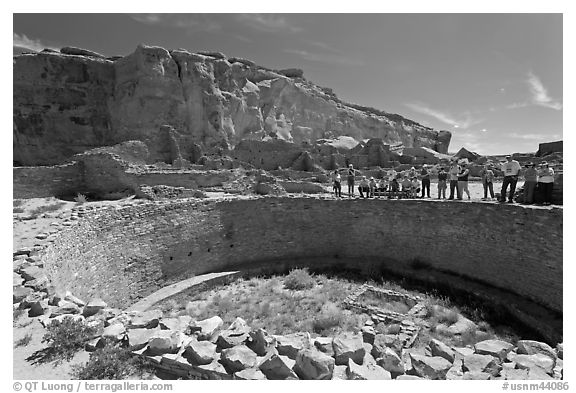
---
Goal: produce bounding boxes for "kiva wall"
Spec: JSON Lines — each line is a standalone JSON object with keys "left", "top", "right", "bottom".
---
{"left": 41, "top": 198, "right": 562, "bottom": 319}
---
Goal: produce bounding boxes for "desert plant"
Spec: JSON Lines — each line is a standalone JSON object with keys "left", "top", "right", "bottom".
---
{"left": 14, "top": 333, "right": 33, "bottom": 348}
{"left": 29, "top": 202, "right": 66, "bottom": 218}
{"left": 72, "top": 340, "right": 154, "bottom": 380}
{"left": 75, "top": 193, "right": 88, "bottom": 204}
{"left": 312, "top": 302, "right": 344, "bottom": 334}
{"left": 437, "top": 308, "right": 460, "bottom": 326}
{"left": 13, "top": 199, "right": 24, "bottom": 207}
{"left": 41, "top": 316, "right": 96, "bottom": 363}
{"left": 13, "top": 207, "right": 25, "bottom": 213}
{"left": 284, "top": 268, "right": 315, "bottom": 290}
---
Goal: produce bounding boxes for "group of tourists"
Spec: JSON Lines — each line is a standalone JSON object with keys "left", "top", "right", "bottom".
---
{"left": 331, "top": 157, "right": 556, "bottom": 205}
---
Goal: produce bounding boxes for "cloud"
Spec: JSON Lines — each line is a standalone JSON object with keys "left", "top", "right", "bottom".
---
{"left": 404, "top": 102, "right": 482, "bottom": 129}
{"left": 507, "top": 132, "right": 561, "bottom": 141}
{"left": 526, "top": 72, "right": 562, "bottom": 110}
{"left": 13, "top": 33, "right": 58, "bottom": 52}
{"left": 128, "top": 14, "right": 222, "bottom": 32}
{"left": 284, "top": 49, "right": 364, "bottom": 66}
{"left": 235, "top": 14, "right": 302, "bottom": 33}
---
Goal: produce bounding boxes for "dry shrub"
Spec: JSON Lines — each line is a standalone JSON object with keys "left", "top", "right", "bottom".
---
{"left": 284, "top": 268, "right": 315, "bottom": 290}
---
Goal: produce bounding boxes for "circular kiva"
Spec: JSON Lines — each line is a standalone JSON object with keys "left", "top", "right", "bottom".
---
{"left": 40, "top": 196, "right": 563, "bottom": 342}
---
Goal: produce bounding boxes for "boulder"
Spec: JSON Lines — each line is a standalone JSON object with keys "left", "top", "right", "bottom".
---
{"left": 371, "top": 334, "right": 395, "bottom": 358}
{"left": 248, "top": 328, "right": 276, "bottom": 356}
{"left": 220, "top": 345, "right": 258, "bottom": 373}
{"left": 127, "top": 328, "right": 160, "bottom": 351}
{"left": 294, "top": 348, "right": 335, "bottom": 380}
{"left": 195, "top": 316, "right": 223, "bottom": 340}
{"left": 197, "top": 359, "right": 230, "bottom": 378}
{"left": 216, "top": 317, "right": 251, "bottom": 349}
{"left": 527, "top": 367, "right": 554, "bottom": 380}
{"left": 463, "top": 371, "right": 491, "bottom": 380}
{"left": 396, "top": 375, "right": 424, "bottom": 380}
{"left": 346, "top": 359, "right": 392, "bottom": 380}
{"left": 516, "top": 340, "right": 557, "bottom": 361}
{"left": 428, "top": 338, "right": 455, "bottom": 363}
{"left": 234, "top": 368, "right": 267, "bottom": 380}
{"left": 128, "top": 309, "right": 162, "bottom": 329}
{"left": 361, "top": 325, "right": 376, "bottom": 345}
{"left": 20, "top": 266, "right": 46, "bottom": 282}
{"left": 159, "top": 315, "right": 192, "bottom": 332}
{"left": 102, "top": 323, "right": 126, "bottom": 341}
{"left": 462, "top": 354, "right": 502, "bottom": 376}
{"left": 64, "top": 291, "right": 86, "bottom": 307}
{"left": 183, "top": 338, "right": 218, "bottom": 365}
{"left": 28, "top": 300, "right": 49, "bottom": 317}
{"left": 453, "top": 346, "right": 475, "bottom": 360}
{"left": 556, "top": 343, "right": 563, "bottom": 359}
{"left": 474, "top": 339, "right": 514, "bottom": 361}
{"left": 501, "top": 368, "right": 529, "bottom": 380}
{"left": 258, "top": 352, "right": 298, "bottom": 380}
{"left": 147, "top": 330, "right": 184, "bottom": 355}
{"left": 333, "top": 332, "right": 365, "bottom": 365}
{"left": 82, "top": 298, "right": 108, "bottom": 317}
{"left": 445, "top": 360, "right": 465, "bottom": 380}
{"left": 274, "top": 332, "right": 311, "bottom": 359}
{"left": 512, "top": 353, "right": 555, "bottom": 374}
{"left": 409, "top": 354, "right": 452, "bottom": 380}
{"left": 50, "top": 300, "right": 81, "bottom": 317}
{"left": 313, "top": 336, "right": 334, "bottom": 356}
{"left": 13, "top": 272, "right": 24, "bottom": 287}
{"left": 447, "top": 316, "right": 477, "bottom": 335}
{"left": 376, "top": 347, "right": 405, "bottom": 376}
{"left": 13, "top": 286, "right": 33, "bottom": 303}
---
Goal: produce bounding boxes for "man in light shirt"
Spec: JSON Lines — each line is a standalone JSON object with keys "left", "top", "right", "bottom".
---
{"left": 500, "top": 155, "right": 522, "bottom": 203}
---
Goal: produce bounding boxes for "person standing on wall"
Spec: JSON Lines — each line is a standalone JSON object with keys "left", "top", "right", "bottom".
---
{"left": 500, "top": 155, "right": 521, "bottom": 203}
{"left": 346, "top": 164, "right": 358, "bottom": 198}
{"left": 437, "top": 166, "right": 448, "bottom": 199}
{"left": 447, "top": 161, "right": 460, "bottom": 200}
{"left": 480, "top": 164, "right": 495, "bottom": 201}
{"left": 332, "top": 169, "right": 342, "bottom": 198}
{"left": 522, "top": 162, "right": 538, "bottom": 204}
{"left": 420, "top": 164, "right": 431, "bottom": 198}
{"left": 537, "top": 162, "right": 554, "bottom": 205}
{"left": 457, "top": 164, "right": 471, "bottom": 200}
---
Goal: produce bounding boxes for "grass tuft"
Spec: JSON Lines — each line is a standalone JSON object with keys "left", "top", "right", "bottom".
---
{"left": 284, "top": 268, "right": 315, "bottom": 290}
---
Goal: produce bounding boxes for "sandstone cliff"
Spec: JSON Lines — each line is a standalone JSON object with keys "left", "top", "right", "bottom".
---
{"left": 13, "top": 44, "right": 451, "bottom": 166}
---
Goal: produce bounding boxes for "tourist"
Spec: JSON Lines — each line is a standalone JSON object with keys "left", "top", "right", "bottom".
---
{"left": 480, "top": 164, "right": 495, "bottom": 200}
{"left": 408, "top": 166, "right": 417, "bottom": 179}
{"left": 500, "top": 155, "right": 521, "bottom": 203}
{"left": 437, "top": 167, "right": 448, "bottom": 199}
{"left": 332, "top": 169, "right": 342, "bottom": 198}
{"left": 358, "top": 176, "right": 370, "bottom": 199}
{"left": 401, "top": 175, "right": 412, "bottom": 198}
{"left": 411, "top": 177, "right": 420, "bottom": 198}
{"left": 389, "top": 177, "right": 400, "bottom": 199}
{"left": 537, "top": 162, "right": 555, "bottom": 205}
{"left": 522, "top": 162, "right": 538, "bottom": 204}
{"left": 377, "top": 178, "right": 388, "bottom": 197}
{"left": 388, "top": 168, "right": 398, "bottom": 183}
{"left": 448, "top": 161, "right": 460, "bottom": 200}
{"left": 420, "top": 164, "right": 431, "bottom": 198}
{"left": 369, "top": 177, "right": 378, "bottom": 198}
{"left": 347, "top": 164, "right": 357, "bottom": 197}
{"left": 457, "top": 164, "right": 471, "bottom": 200}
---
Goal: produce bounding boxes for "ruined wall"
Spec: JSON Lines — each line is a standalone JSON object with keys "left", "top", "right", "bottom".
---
{"left": 41, "top": 198, "right": 562, "bottom": 326}
{"left": 13, "top": 163, "right": 83, "bottom": 199}
{"left": 14, "top": 45, "right": 451, "bottom": 166}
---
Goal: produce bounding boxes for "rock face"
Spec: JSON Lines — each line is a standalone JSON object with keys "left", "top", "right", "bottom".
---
{"left": 14, "top": 44, "right": 450, "bottom": 165}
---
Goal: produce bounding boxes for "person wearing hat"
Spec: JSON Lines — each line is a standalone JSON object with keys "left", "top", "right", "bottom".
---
{"left": 480, "top": 164, "right": 495, "bottom": 200}
{"left": 437, "top": 166, "right": 448, "bottom": 199}
{"left": 457, "top": 163, "right": 471, "bottom": 200}
{"left": 522, "top": 162, "right": 538, "bottom": 204}
{"left": 537, "top": 162, "right": 554, "bottom": 205}
{"left": 420, "top": 164, "right": 431, "bottom": 198}
{"left": 331, "top": 169, "right": 342, "bottom": 198}
{"left": 499, "top": 155, "right": 521, "bottom": 203}
{"left": 447, "top": 161, "right": 460, "bottom": 200}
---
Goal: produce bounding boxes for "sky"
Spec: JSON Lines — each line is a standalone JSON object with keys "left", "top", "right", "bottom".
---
{"left": 13, "top": 13, "right": 563, "bottom": 155}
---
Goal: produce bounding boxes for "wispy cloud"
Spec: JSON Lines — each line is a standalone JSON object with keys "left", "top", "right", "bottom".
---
{"left": 404, "top": 102, "right": 482, "bottom": 129}
{"left": 526, "top": 72, "right": 562, "bottom": 110}
{"left": 235, "top": 14, "right": 302, "bottom": 33}
{"left": 508, "top": 132, "right": 561, "bottom": 141}
{"left": 284, "top": 49, "right": 364, "bottom": 66}
{"left": 128, "top": 14, "right": 222, "bottom": 32}
{"left": 308, "top": 41, "right": 342, "bottom": 54}
{"left": 13, "top": 33, "right": 58, "bottom": 52}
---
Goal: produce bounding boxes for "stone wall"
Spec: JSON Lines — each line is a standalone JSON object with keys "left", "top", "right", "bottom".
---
{"left": 41, "top": 198, "right": 562, "bottom": 334}
{"left": 13, "top": 163, "right": 84, "bottom": 199}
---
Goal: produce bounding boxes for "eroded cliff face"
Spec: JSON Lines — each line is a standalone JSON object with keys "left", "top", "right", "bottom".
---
{"left": 13, "top": 44, "right": 451, "bottom": 166}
